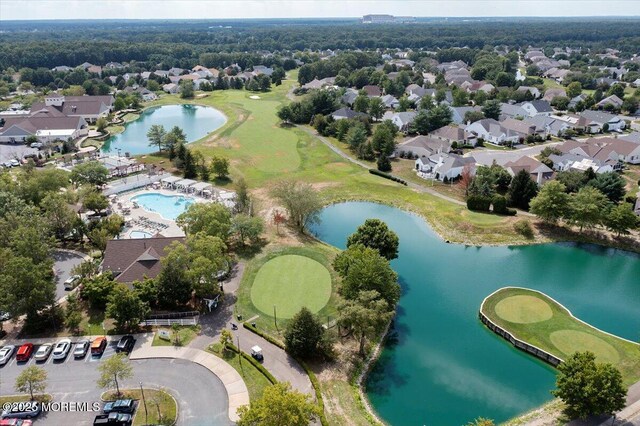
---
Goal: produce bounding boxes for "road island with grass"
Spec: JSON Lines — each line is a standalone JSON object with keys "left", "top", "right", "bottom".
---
{"left": 480, "top": 287, "right": 640, "bottom": 384}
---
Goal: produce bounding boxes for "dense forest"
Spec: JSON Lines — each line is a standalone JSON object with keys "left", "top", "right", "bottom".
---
{"left": 1, "top": 18, "right": 640, "bottom": 70}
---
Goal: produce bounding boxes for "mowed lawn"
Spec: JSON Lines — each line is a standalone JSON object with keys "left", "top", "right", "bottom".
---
{"left": 482, "top": 287, "right": 640, "bottom": 384}
{"left": 250, "top": 254, "right": 332, "bottom": 319}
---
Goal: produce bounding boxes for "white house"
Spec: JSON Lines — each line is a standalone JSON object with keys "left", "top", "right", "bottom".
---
{"left": 579, "top": 110, "right": 627, "bottom": 133}
{"left": 465, "top": 119, "right": 521, "bottom": 145}
{"left": 520, "top": 100, "right": 553, "bottom": 117}
{"left": 382, "top": 111, "right": 416, "bottom": 133}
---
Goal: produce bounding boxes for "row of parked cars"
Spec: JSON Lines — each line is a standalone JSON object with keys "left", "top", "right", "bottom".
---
{"left": 93, "top": 399, "right": 136, "bottom": 425}
{"left": 0, "top": 336, "right": 136, "bottom": 366}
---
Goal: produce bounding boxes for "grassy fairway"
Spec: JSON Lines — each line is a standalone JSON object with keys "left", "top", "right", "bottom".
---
{"left": 251, "top": 254, "right": 332, "bottom": 319}
{"left": 136, "top": 74, "right": 532, "bottom": 246}
{"left": 482, "top": 287, "right": 640, "bottom": 384}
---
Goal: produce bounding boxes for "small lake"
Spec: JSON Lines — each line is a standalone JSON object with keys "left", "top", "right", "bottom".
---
{"left": 309, "top": 202, "right": 640, "bottom": 426}
{"left": 101, "top": 104, "right": 226, "bottom": 155}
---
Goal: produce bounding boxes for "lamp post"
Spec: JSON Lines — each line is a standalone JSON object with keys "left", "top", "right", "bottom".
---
{"left": 139, "top": 382, "right": 148, "bottom": 426}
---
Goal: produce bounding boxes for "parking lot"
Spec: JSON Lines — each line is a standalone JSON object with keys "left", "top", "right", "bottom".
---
{"left": 0, "top": 339, "right": 232, "bottom": 425}
{"left": 52, "top": 250, "right": 87, "bottom": 302}
{"left": 0, "top": 144, "right": 37, "bottom": 164}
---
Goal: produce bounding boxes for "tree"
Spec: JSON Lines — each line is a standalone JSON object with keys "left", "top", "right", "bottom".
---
{"left": 15, "top": 366, "right": 48, "bottom": 400}
{"left": 70, "top": 161, "right": 109, "bottom": 187}
{"left": 81, "top": 273, "right": 117, "bottom": 309}
{"left": 231, "top": 214, "right": 264, "bottom": 246}
{"left": 566, "top": 81, "right": 582, "bottom": 98}
{"left": 270, "top": 180, "right": 322, "bottom": 232}
{"left": 376, "top": 154, "right": 391, "bottom": 172}
{"left": 345, "top": 124, "right": 367, "bottom": 150}
{"left": 368, "top": 97, "right": 385, "bottom": 120}
{"left": 97, "top": 353, "right": 134, "bottom": 397}
{"left": 156, "top": 242, "right": 194, "bottom": 308}
{"left": 426, "top": 104, "right": 453, "bottom": 131}
{"left": 236, "top": 382, "right": 320, "bottom": 426}
{"left": 411, "top": 109, "right": 430, "bottom": 134}
{"left": 346, "top": 219, "right": 399, "bottom": 260}
{"left": 210, "top": 156, "right": 230, "bottom": 180}
{"left": 179, "top": 80, "right": 194, "bottom": 98}
{"left": 552, "top": 351, "right": 626, "bottom": 420}
{"left": 371, "top": 125, "right": 394, "bottom": 154}
{"left": 556, "top": 170, "right": 588, "bottom": 193}
{"left": 507, "top": 169, "right": 538, "bottom": 210}
{"left": 163, "top": 126, "right": 187, "bottom": 152}
{"left": 482, "top": 100, "right": 501, "bottom": 120}
{"left": 82, "top": 190, "right": 109, "bottom": 213}
{"left": 464, "top": 110, "right": 485, "bottom": 124}
{"left": 65, "top": 292, "right": 83, "bottom": 333}
{"left": 284, "top": 307, "right": 324, "bottom": 359}
{"left": 605, "top": 203, "right": 638, "bottom": 236}
{"left": 333, "top": 244, "right": 400, "bottom": 307}
{"left": 338, "top": 290, "right": 393, "bottom": 357}
{"left": 569, "top": 186, "right": 610, "bottom": 231}
{"left": 219, "top": 329, "right": 233, "bottom": 351}
{"left": 106, "top": 284, "right": 150, "bottom": 331}
{"left": 235, "top": 178, "right": 251, "bottom": 214}
{"left": 41, "top": 193, "right": 77, "bottom": 240}
{"left": 529, "top": 181, "right": 570, "bottom": 224}
{"left": 277, "top": 105, "right": 293, "bottom": 124}
{"left": 147, "top": 124, "right": 167, "bottom": 152}
{"left": 273, "top": 210, "right": 286, "bottom": 235}
{"left": 588, "top": 172, "right": 626, "bottom": 204}
{"left": 176, "top": 202, "right": 232, "bottom": 239}
{"left": 353, "top": 94, "right": 369, "bottom": 113}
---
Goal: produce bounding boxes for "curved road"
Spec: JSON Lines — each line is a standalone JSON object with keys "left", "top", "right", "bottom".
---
{"left": 0, "top": 357, "right": 231, "bottom": 426}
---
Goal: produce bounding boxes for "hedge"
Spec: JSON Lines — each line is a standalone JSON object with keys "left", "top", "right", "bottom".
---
{"left": 467, "top": 195, "right": 492, "bottom": 212}
{"left": 243, "top": 322, "right": 328, "bottom": 426}
{"left": 368, "top": 169, "right": 408, "bottom": 185}
{"left": 224, "top": 342, "right": 277, "bottom": 384}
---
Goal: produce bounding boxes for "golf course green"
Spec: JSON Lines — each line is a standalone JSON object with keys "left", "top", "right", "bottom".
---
{"left": 481, "top": 287, "right": 640, "bottom": 382}
{"left": 250, "top": 254, "right": 332, "bottom": 319}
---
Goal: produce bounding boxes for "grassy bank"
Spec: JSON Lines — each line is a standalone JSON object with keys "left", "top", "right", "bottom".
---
{"left": 482, "top": 287, "right": 640, "bottom": 384}
{"left": 151, "top": 325, "right": 200, "bottom": 347}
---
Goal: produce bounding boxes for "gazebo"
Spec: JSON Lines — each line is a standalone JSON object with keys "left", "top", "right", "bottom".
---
{"left": 160, "top": 176, "right": 182, "bottom": 189}
{"left": 191, "top": 181, "right": 214, "bottom": 197}
{"left": 175, "top": 179, "right": 197, "bottom": 192}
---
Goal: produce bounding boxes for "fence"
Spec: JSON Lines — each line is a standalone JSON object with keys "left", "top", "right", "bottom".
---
{"left": 478, "top": 310, "right": 562, "bottom": 367}
{"left": 148, "top": 311, "right": 199, "bottom": 320}
{"left": 140, "top": 317, "right": 199, "bottom": 327}
{"left": 103, "top": 173, "right": 172, "bottom": 196}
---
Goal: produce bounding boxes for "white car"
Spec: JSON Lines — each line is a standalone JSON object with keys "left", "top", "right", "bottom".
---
{"left": 34, "top": 343, "right": 53, "bottom": 362}
{"left": 0, "top": 345, "right": 16, "bottom": 365}
{"left": 64, "top": 275, "right": 80, "bottom": 290}
{"left": 30, "top": 142, "right": 43, "bottom": 149}
{"left": 9, "top": 159, "right": 20, "bottom": 167}
{"left": 52, "top": 339, "right": 72, "bottom": 360}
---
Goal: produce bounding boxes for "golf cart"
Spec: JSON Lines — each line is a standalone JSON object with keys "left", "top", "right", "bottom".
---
{"left": 250, "top": 345, "right": 263, "bottom": 362}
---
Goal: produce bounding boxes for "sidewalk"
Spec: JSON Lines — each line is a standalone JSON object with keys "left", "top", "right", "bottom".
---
{"left": 130, "top": 334, "right": 249, "bottom": 422}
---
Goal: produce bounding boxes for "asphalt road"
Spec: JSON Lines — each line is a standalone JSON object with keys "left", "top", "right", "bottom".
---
{"left": 0, "top": 341, "right": 231, "bottom": 426}
{"left": 52, "top": 250, "right": 87, "bottom": 302}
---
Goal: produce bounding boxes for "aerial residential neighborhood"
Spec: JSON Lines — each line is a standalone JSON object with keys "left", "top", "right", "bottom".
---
{"left": 0, "top": 4, "right": 640, "bottom": 426}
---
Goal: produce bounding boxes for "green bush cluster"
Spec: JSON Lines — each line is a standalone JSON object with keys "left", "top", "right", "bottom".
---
{"left": 514, "top": 220, "right": 535, "bottom": 239}
{"left": 466, "top": 195, "right": 492, "bottom": 211}
{"left": 368, "top": 169, "right": 408, "bottom": 185}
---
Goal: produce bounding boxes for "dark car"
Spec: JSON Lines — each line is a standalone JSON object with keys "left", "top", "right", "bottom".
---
{"left": 115, "top": 336, "right": 135, "bottom": 354}
{"left": 93, "top": 412, "right": 132, "bottom": 425}
{"left": 103, "top": 399, "right": 135, "bottom": 414}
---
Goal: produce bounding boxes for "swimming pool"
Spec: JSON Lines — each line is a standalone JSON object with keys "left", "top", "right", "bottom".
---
{"left": 131, "top": 193, "right": 195, "bottom": 221}
{"left": 129, "top": 230, "right": 153, "bottom": 239}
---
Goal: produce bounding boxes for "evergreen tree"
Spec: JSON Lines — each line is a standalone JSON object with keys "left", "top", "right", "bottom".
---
{"left": 284, "top": 307, "right": 325, "bottom": 359}
{"left": 507, "top": 169, "right": 538, "bottom": 210}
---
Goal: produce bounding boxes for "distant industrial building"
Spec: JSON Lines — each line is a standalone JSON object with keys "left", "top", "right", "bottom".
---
{"left": 362, "top": 14, "right": 416, "bottom": 24}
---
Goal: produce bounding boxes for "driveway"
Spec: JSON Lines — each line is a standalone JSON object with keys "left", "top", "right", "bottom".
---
{"left": 0, "top": 144, "right": 37, "bottom": 163}
{"left": 0, "top": 342, "right": 231, "bottom": 426}
{"left": 52, "top": 250, "right": 88, "bottom": 302}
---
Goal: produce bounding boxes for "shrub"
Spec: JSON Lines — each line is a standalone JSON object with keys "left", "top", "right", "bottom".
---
{"left": 467, "top": 195, "right": 492, "bottom": 212}
{"left": 514, "top": 220, "right": 534, "bottom": 239}
{"left": 368, "top": 169, "right": 408, "bottom": 185}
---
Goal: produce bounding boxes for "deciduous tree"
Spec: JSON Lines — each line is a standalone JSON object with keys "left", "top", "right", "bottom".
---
{"left": 529, "top": 181, "right": 570, "bottom": 224}
{"left": 97, "top": 354, "right": 134, "bottom": 397}
{"left": 237, "top": 382, "right": 320, "bottom": 426}
{"left": 346, "top": 219, "right": 399, "bottom": 260}
{"left": 338, "top": 290, "right": 393, "bottom": 357}
{"left": 15, "top": 366, "right": 48, "bottom": 400}
{"left": 270, "top": 180, "right": 322, "bottom": 233}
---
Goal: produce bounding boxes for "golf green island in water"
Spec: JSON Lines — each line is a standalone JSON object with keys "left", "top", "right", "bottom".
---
{"left": 310, "top": 201, "right": 640, "bottom": 426}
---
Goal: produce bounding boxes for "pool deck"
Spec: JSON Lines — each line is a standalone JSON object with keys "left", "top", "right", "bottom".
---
{"left": 113, "top": 188, "right": 211, "bottom": 238}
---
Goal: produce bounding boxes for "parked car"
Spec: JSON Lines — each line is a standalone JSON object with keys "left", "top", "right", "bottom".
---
{"left": 91, "top": 337, "right": 108, "bottom": 356}
{"left": 0, "top": 345, "right": 16, "bottom": 365}
{"left": 2, "top": 161, "right": 13, "bottom": 168}
{"left": 0, "top": 402, "right": 40, "bottom": 419}
{"left": 73, "top": 339, "right": 90, "bottom": 359}
{"left": 0, "top": 311, "right": 10, "bottom": 321}
{"left": 103, "top": 399, "right": 135, "bottom": 414}
{"left": 93, "top": 412, "right": 131, "bottom": 425}
{"left": 29, "top": 142, "right": 42, "bottom": 149}
{"left": 34, "top": 344, "right": 53, "bottom": 362}
{"left": 0, "top": 419, "right": 33, "bottom": 426}
{"left": 64, "top": 275, "right": 80, "bottom": 290}
{"left": 115, "top": 336, "right": 135, "bottom": 354}
{"left": 52, "top": 339, "right": 72, "bottom": 360}
{"left": 15, "top": 343, "right": 34, "bottom": 362}
{"left": 8, "top": 159, "right": 20, "bottom": 167}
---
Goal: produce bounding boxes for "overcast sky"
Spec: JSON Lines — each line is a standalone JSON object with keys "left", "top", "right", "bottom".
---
{"left": 2, "top": 0, "right": 639, "bottom": 21}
